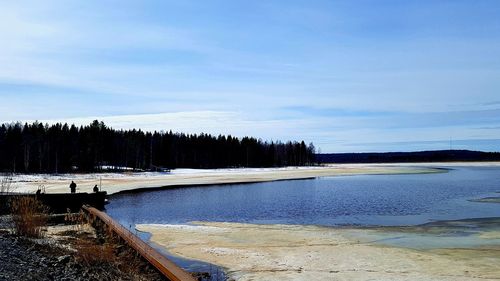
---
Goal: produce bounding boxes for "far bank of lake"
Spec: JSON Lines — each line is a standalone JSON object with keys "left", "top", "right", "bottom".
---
{"left": 13, "top": 164, "right": 443, "bottom": 194}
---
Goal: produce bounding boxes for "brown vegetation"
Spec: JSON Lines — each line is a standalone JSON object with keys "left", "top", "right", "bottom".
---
{"left": 2, "top": 200, "right": 166, "bottom": 280}
{"left": 63, "top": 211, "right": 166, "bottom": 280}
{"left": 73, "top": 239, "right": 116, "bottom": 266}
{"left": 10, "top": 196, "right": 48, "bottom": 238}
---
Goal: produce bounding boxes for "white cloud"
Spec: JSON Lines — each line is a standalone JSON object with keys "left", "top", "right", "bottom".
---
{"left": 1, "top": 1, "right": 499, "bottom": 152}
{"left": 18, "top": 111, "right": 314, "bottom": 142}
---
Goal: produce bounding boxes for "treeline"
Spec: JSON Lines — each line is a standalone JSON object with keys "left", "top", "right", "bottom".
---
{"left": 0, "top": 120, "right": 315, "bottom": 173}
{"left": 316, "top": 150, "right": 500, "bottom": 163}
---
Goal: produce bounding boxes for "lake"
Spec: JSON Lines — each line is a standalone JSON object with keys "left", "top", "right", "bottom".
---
{"left": 105, "top": 166, "right": 500, "bottom": 279}
{"left": 106, "top": 166, "right": 500, "bottom": 228}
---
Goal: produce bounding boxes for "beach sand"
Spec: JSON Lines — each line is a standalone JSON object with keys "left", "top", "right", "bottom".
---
{"left": 137, "top": 222, "right": 500, "bottom": 281}
{"left": 10, "top": 163, "right": 448, "bottom": 195}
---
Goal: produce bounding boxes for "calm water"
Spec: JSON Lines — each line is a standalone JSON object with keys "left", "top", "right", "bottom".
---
{"left": 106, "top": 166, "right": 500, "bottom": 227}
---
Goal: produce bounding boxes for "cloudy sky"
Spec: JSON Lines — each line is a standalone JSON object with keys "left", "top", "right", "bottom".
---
{"left": 1, "top": 0, "right": 499, "bottom": 152}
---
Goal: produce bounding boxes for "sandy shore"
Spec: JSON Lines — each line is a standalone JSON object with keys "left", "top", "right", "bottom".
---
{"left": 137, "top": 222, "right": 500, "bottom": 281}
{"left": 8, "top": 163, "right": 453, "bottom": 194}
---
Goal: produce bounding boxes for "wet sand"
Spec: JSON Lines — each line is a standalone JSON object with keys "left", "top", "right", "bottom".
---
{"left": 12, "top": 164, "right": 443, "bottom": 194}
{"left": 137, "top": 221, "right": 500, "bottom": 281}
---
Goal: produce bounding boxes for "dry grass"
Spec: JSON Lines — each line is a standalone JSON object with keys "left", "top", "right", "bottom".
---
{"left": 64, "top": 210, "right": 88, "bottom": 232}
{"left": 64, "top": 211, "right": 115, "bottom": 265}
{"left": 10, "top": 196, "right": 48, "bottom": 238}
{"left": 73, "top": 239, "right": 116, "bottom": 266}
{"left": 68, "top": 215, "right": 158, "bottom": 279}
{"left": 4, "top": 200, "right": 165, "bottom": 280}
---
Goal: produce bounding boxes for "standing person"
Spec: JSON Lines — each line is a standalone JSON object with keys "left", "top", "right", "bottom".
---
{"left": 69, "top": 181, "right": 77, "bottom": 193}
{"left": 93, "top": 184, "right": 99, "bottom": 193}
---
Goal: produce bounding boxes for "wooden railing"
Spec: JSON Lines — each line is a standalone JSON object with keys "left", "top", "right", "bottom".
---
{"left": 82, "top": 205, "right": 196, "bottom": 281}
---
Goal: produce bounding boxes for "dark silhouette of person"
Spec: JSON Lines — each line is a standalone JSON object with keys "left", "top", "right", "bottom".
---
{"left": 36, "top": 188, "right": 41, "bottom": 196}
{"left": 69, "top": 181, "right": 77, "bottom": 193}
{"left": 93, "top": 185, "right": 99, "bottom": 193}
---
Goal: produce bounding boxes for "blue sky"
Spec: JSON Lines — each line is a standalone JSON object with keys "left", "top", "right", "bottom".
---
{"left": 1, "top": 0, "right": 500, "bottom": 152}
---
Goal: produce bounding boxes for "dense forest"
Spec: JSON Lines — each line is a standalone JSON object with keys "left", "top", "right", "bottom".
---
{"left": 317, "top": 150, "right": 500, "bottom": 163}
{"left": 0, "top": 120, "right": 315, "bottom": 173}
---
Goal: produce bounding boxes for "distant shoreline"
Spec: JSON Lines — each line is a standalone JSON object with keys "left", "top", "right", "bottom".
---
{"left": 317, "top": 150, "right": 500, "bottom": 163}
{"left": 8, "top": 162, "right": 500, "bottom": 195}
{"left": 6, "top": 162, "right": 499, "bottom": 195}
{"left": 7, "top": 163, "right": 454, "bottom": 195}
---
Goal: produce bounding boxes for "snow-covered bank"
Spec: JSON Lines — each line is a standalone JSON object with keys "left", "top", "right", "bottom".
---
{"left": 137, "top": 221, "right": 500, "bottom": 281}
{"left": 5, "top": 164, "right": 447, "bottom": 195}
